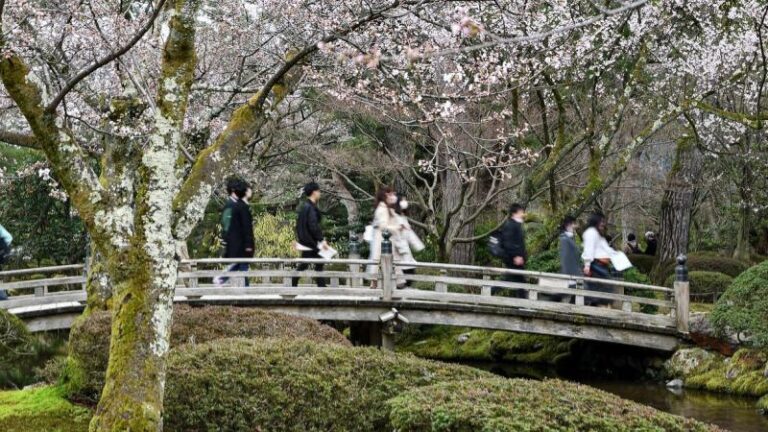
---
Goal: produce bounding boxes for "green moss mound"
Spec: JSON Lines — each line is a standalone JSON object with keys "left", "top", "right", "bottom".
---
{"left": 386, "top": 378, "right": 721, "bottom": 431}
{"left": 396, "top": 325, "right": 569, "bottom": 364}
{"left": 0, "top": 386, "right": 90, "bottom": 432}
{"left": 163, "top": 338, "right": 489, "bottom": 431}
{"left": 659, "top": 255, "right": 749, "bottom": 281}
{"left": 65, "top": 305, "right": 350, "bottom": 401}
{"left": 666, "top": 348, "right": 768, "bottom": 402}
{"left": 665, "top": 271, "right": 733, "bottom": 303}
{"left": 711, "top": 261, "right": 768, "bottom": 347}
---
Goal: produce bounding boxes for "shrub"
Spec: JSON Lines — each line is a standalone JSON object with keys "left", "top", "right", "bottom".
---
{"left": 386, "top": 378, "right": 719, "bottom": 431}
{"left": 658, "top": 255, "right": 749, "bottom": 280}
{"left": 627, "top": 253, "right": 656, "bottom": 275}
{"left": 0, "top": 309, "right": 32, "bottom": 362}
{"left": 664, "top": 271, "right": 733, "bottom": 302}
{"left": 164, "top": 338, "right": 488, "bottom": 431}
{"left": 65, "top": 306, "right": 350, "bottom": 401}
{"left": 251, "top": 213, "right": 298, "bottom": 258}
{"left": 711, "top": 261, "right": 768, "bottom": 347}
{"left": 0, "top": 386, "right": 91, "bottom": 432}
{"left": 526, "top": 249, "right": 560, "bottom": 273}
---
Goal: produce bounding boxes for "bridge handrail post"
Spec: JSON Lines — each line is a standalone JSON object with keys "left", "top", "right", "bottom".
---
{"left": 348, "top": 234, "right": 362, "bottom": 288}
{"left": 380, "top": 231, "right": 394, "bottom": 301}
{"left": 674, "top": 254, "right": 690, "bottom": 333}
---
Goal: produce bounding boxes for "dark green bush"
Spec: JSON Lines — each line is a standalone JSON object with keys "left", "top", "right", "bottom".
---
{"left": 627, "top": 253, "right": 656, "bottom": 275}
{"left": 164, "top": 338, "right": 488, "bottom": 431}
{"left": 386, "top": 378, "right": 719, "bottom": 431}
{"left": 526, "top": 249, "right": 560, "bottom": 273}
{"left": 658, "top": 255, "right": 749, "bottom": 280}
{"left": 65, "top": 306, "right": 350, "bottom": 401}
{"left": 711, "top": 261, "right": 768, "bottom": 347}
{"left": 664, "top": 271, "right": 733, "bottom": 303}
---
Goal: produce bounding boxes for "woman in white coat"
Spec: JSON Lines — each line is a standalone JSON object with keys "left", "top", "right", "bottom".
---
{"left": 394, "top": 195, "right": 424, "bottom": 288}
{"left": 368, "top": 187, "right": 403, "bottom": 287}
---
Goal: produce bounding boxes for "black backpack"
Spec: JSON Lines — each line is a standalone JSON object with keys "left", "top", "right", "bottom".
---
{"left": 0, "top": 237, "right": 10, "bottom": 265}
{"left": 488, "top": 230, "right": 505, "bottom": 258}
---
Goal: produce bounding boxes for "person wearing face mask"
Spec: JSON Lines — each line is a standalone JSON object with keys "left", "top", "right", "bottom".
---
{"left": 368, "top": 186, "right": 404, "bottom": 287}
{"left": 394, "top": 194, "right": 424, "bottom": 288}
{"left": 559, "top": 215, "right": 582, "bottom": 279}
{"left": 581, "top": 212, "right": 616, "bottom": 307}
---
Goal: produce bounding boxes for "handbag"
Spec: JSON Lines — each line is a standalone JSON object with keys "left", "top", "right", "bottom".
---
{"left": 363, "top": 225, "right": 375, "bottom": 243}
{"left": 406, "top": 230, "right": 425, "bottom": 252}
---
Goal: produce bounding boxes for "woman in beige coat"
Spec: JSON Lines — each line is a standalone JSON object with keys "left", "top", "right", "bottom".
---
{"left": 368, "top": 187, "right": 404, "bottom": 286}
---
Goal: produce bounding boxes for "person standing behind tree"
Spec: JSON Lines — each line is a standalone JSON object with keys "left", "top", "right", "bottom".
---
{"left": 581, "top": 212, "right": 615, "bottom": 307}
{"left": 624, "top": 233, "right": 641, "bottom": 254}
{"left": 0, "top": 223, "right": 12, "bottom": 300}
{"left": 293, "top": 182, "right": 329, "bottom": 288}
{"left": 500, "top": 203, "right": 527, "bottom": 298}
{"left": 215, "top": 178, "right": 254, "bottom": 286}
{"left": 644, "top": 231, "right": 657, "bottom": 256}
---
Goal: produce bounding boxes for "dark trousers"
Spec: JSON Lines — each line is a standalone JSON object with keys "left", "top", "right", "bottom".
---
{"left": 496, "top": 261, "right": 526, "bottom": 298}
{"left": 293, "top": 250, "right": 326, "bottom": 288}
{"left": 586, "top": 261, "right": 612, "bottom": 306}
{"left": 0, "top": 265, "right": 6, "bottom": 300}
{"left": 220, "top": 262, "right": 250, "bottom": 287}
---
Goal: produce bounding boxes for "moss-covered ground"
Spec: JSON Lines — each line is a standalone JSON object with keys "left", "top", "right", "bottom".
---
{"left": 396, "top": 325, "right": 570, "bottom": 364}
{"left": 0, "top": 386, "right": 91, "bottom": 432}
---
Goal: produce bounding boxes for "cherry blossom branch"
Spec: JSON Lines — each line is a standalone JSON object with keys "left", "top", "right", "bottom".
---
{"left": 44, "top": 0, "right": 168, "bottom": 114}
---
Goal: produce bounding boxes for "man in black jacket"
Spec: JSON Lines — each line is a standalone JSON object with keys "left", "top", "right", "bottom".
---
{"left": 216, "top": 179, "right": 255, "bottom": 286}
{"left": 501, "top": 203, "right": 527, "bottom": 298}
{"left": 293, "top": 182, "right": 329, "bottom": 287}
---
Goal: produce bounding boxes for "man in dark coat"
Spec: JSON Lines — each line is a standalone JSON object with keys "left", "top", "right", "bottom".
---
{"left": 500, "top": 203, "right": 527, "bottom": 298}
{"left": 292, "top": 182, "right": 328, "bottom": 287}
{"left": 216, "top": 179, "right": 254, "bottom": 286}
{"left": 644, "top": 231, "right": 657, "bottom": 256}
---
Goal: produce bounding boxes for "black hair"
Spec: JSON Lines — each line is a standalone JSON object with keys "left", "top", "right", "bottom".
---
{"left": 586, "top": 212, "right": 606, "bottom": 236}
{"left": 509, "top": 203, "right": 525, "bottom": 216}
{"left": 303, "top": 182, "right": 320, "bottom": 197}
{"left": 628, "top": 233, "right": 636, "bottom": 242}
{"left": 561, "top": 215, "right": 576, "bottom": 231}
{"left": 226, "top": 178, "right": 249, "bottom": 199}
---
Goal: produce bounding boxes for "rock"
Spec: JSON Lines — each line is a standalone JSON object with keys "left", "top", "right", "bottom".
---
{"left": 666, "top": 379, "right": 684, "bottom": 389}
{"left": 457, "top": 333, "right": 471, "bottom": 344}
{"left": 665, "top": 348, "right": 715, "bottom": 377}
{"left": 726, "top": 367, "right": 739, "bottom": 380}
{"left": 688, "top": 312, "right": 738, "bottom": 355}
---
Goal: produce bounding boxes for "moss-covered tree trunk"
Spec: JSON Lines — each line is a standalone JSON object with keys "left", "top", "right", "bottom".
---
{"left": 657, "top": 136, "right": 700, "bottom": 262}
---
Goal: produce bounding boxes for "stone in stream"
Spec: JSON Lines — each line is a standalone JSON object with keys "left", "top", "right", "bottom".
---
{"left": 666, "top": 378, "right": 684, "bottom": 389}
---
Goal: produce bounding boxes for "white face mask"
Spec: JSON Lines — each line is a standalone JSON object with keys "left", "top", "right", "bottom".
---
{"left": 565, "top": 231, "right": 574, "bottom": 238}
{"left": 399, "top": 200, "right": 409, "bottom": 210}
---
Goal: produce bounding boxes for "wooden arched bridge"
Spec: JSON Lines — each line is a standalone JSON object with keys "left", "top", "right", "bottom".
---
{"left": 0, "top": 250, "right": 690, "bottom": 352}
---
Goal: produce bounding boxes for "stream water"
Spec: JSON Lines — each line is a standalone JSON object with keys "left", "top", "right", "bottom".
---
{"left": 465, "top": 361, "right": 768, "bottom": 432}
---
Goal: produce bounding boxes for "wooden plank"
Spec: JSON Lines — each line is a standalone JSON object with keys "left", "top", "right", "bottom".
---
{"left": 481, "top": 274, "right": 492, "bottom": 297}
{"left": 674, "top": 281, "right": 690, "bottom": 333}
{"left": 0, "top": 291, "right": 87, "bottom": 310}
{"left": 184, "top": 258, "right": 376, "bottom": 266}
{"left": 175, "top": 287, "right": 384, "bottom": 298}
{"left": 0, "top": 276, "right": 86, "bottom": 291}
{"left": 179, "top": 270, "right": 370, "bottom": 280}
{"left": 402, "top": 262, "right": 672, "bottom": 292}
{"left": 392, "top": 289, "right": 675, "bottom": 328}
{"left": 403, "top": 274, "right": 672, "bottom": 308}
{"left": 0, "top": 264, "right": 84, "bottom": 277}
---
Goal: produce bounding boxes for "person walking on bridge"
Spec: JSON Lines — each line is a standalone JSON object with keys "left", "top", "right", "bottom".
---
{"left": 215, "top": 178, "right": 254, "bottom": 286}
{"left": 0, "top": 223, "right": 12, "bottom": 300}
{"left": 293, "top": 182, "right": 329, "bottom": 288}
{"left": 500, "top": 203, "right": 527, "bottom": 298}
{"left": 367, "top": 186, "right": 404, "bottom": 288}
{"left": 581, "top": 212, "right": 616, "bottom": 307}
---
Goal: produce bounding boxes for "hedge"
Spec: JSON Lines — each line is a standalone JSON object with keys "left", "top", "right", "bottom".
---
{"left": 64, "top": 306, "right": 350, "bottom": 401}
{"left": 386, "top": 378, "right": 720, "bottom": 431}
{"left": 711, "top": 260, "right": 768, "bottom": 348}
{"left": 627, "top": 253, "right": 657, "bottom": 275}
{"left": 163, "top": 338, "right": 488, "bottom": 431}
{"left": 658, "top": 255, "right": 749, "bottom": 280}
{"left": 664, "top": 271, "right": 733, "bottom": 302}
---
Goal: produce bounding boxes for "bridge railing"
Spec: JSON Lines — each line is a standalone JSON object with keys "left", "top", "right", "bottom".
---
{"left": 0, "top": 246, "right": 690, "bottom": 333}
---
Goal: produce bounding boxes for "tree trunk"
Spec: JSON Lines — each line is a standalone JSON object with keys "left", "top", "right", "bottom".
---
{"left": 332, "top": 172, "right": 359, "bottom": 236}
{"left": 85, "top": 243, "right": 112, "bottom": 313}
{"left": 658, "top": 138, "right": 700, "bottom": 262}
{"left": 733, "top": 164, "right": 754, "bottom": 261}
{"left": 441, "top": 168, "right": 475, "bottom": 265}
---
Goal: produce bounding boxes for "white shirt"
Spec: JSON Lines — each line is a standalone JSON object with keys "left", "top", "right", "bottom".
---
{"left": 0, "top": 224, "right": 12, "bottom": 245}
{"left": 581, "top": 227, "right": 614, "bottom": 264}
